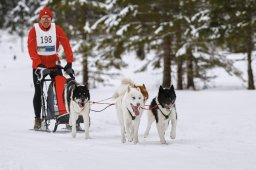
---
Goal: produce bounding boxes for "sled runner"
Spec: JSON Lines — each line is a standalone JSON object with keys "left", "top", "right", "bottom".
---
{"left": 35, "top": 66, "right": 83, "bottom": 132}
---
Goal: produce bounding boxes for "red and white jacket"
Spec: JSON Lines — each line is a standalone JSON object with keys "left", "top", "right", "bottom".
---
{"left": 27, "top": 23, "right": 73, "bottom": 69}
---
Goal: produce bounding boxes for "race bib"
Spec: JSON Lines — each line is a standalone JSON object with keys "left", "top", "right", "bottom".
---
{"left": 34, "top": 23, "right": 57, "bottom": 55}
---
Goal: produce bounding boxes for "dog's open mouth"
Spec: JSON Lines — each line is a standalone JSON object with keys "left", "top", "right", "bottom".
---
{"left": 130, "top": 104, "right": 140, "bottom": 116}
{"left": 78, "top": 101, "right": 85, "bottom": 108}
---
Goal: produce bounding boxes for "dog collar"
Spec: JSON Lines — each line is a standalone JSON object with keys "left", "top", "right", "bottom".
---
{"left": 127, "top": 108, "right": 136, "bottom": 120}
{"left": 155, "top": 97, "right": 173, "bottom": 120}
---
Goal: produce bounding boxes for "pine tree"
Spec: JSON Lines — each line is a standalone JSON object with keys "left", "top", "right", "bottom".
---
{"left": 5, "top": 0, "right": 41, "bottom": 52}
{"left": 0, "top": 0, "right": 18, "bottom": 29}
{"left": 208, "top": 0, "right": 255, "bottom": 89}
{"left": 48, "top": 0, "right": 113, "bottom": 86}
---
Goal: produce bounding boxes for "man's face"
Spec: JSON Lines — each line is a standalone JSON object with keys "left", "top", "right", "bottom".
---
{"left": 40, "top": 15, "right": 51, "bottom": 28}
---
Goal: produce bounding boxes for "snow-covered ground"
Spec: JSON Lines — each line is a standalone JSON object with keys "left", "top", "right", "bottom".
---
{"left": 0, "top": 32, "right": 256, "bottom": 170}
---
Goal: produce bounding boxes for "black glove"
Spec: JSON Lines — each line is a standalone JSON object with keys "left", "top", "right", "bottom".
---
{"left": 64, "top": 63, "right": 74, "bottom": 78}
{"left": 64, "top": 63, "right": 72, "bottom": 71}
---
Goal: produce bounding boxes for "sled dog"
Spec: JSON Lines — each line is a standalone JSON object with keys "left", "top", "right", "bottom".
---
{"left": 64, "top": 80, "right": 90, "bottom": 138}
{"left": 144, "top": 85, "right": 177, "bottom": 144}
{"left": 115, "top": 82, "right": 144, "bottom": 144}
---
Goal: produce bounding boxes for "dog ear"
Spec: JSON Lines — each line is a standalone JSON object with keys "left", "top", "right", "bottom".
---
{"left": 143, "top": 84, "right": 146, "bottom": 89}
{"left": 159, "top": 85, "right": 164, "bottom": 92}
{"left": 170, "top": 85, "right": 176, "bottom": 96}
{"left": 85, "top": 82, "right": 89, "bottom": 89}
{"left": 158, "top": 85, "right": 164, "bottom": 96}
{"left": 170, "top": 85, "right": 174, "bottom": 91}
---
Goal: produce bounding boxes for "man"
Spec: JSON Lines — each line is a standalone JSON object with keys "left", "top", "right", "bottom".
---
{"left": 27, "top": 7, "right": 73, "bottom": 130}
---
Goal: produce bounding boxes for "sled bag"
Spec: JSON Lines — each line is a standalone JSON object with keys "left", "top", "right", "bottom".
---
{"left": 54, "top": 75, "right": 67, "bottom": 114}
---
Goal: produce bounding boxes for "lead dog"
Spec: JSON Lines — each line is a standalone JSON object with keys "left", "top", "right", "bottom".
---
{"left": 144, "top": 85, "right": 177, "bottom": 144}
{"left": 64, "top": 79, "right": 90, "bottom": 138}
{"left": 115, "top": 80, "right": 144, "bottom": 144}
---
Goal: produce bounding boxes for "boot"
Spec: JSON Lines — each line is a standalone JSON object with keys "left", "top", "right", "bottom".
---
{"left": 34, "top": 117, "right": 42, "bottom": 130}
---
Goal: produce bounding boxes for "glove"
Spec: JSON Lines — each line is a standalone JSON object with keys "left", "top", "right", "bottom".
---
{"left": 35, "top": 64, "right": 50, "bottom": 81}
{"left": 64, "top": 63, "right": 74, "bottom": 78}
{"left": 64, "top": 63, "right": 72, "bottom": 71}
{"left": 65, "top": 67, "right": 75, "bottom": 78}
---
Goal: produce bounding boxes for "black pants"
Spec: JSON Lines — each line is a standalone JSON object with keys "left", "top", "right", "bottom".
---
{"left": 32, "top": 69, "right": 42, "bottom": 118}
{"left": 32, "top": 68, "right": 62, "bottom": 118}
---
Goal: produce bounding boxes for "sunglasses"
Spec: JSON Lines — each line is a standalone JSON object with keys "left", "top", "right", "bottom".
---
{"left": 41, "top": 17, "right": 52, "bottom": 21}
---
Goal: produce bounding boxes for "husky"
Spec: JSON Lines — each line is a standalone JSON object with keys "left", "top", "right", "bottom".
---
{"left": 144, "top": 85, "right": 177, "bottom": 144}
{"left": 64, "top": 80, "right": 90, "bottom": 138}
{"left": 115, "top": 83, "right": 144, "bottom": 144}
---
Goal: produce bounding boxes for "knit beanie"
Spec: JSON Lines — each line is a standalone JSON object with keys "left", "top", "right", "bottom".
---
{"left": 39, "top": 7, "right": 53, "bottom": 19}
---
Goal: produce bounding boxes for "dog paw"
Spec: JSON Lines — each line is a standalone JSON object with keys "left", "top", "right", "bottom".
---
{"left": 85, "top": 136, "right": 91, "bottom": 139}
{"left": 170, "top": 135, "right": 176, "bottom": 139}
{"left": 160, "top": 139, "right": 167, "bottom": 144}
{"left": 133, "top": 140, "right": 139, "bottom": 144}
{"left": 144, "top": 133, "right": 148, "bottom": 138}
{"left": 128, "top": 137, "right": 133, "bottom": 142}
{"left": 121, "top": 138, "right": 126, "bottom": 143}
{"left": 170, "top": 132, "right": 176, "bottom": 139}
{"left": 72, "top": 133, "right": 76, "bottom": 138}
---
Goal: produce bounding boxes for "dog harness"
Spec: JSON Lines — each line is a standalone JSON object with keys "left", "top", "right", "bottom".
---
{"left": 155, "top": 97, "right": 174, "bottom": 120}
{"left": 127, "top": 108, "right": 136, "bottom": 120}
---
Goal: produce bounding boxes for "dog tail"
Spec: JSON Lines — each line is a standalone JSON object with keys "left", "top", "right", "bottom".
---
{"left": 113, "top": 78, "right": 135, "bottom": 99}
{"left": 121, "top": 78, "right": 134, "bottom": 86}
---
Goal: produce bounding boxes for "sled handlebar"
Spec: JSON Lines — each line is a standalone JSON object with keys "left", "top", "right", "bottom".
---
{"left": 36, "top": 66, "right": 75, "bottom": 83}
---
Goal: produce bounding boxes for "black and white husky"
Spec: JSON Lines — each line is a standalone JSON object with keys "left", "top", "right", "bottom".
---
{"left": 144, "top": 85, "right": 177, "bottom": 144}
{"left": 64, "top": 80, "right": 90, "bottom": 138}
{"left": 115, "top": 80, "right": 144, "bottom": 144}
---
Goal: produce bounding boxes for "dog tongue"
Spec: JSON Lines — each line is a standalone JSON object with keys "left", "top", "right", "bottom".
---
{"left": 78, "top": 102, "right": 84, "bottom": 108}
{"left": 131, "top": 105, "right": 140, "bottom": 116}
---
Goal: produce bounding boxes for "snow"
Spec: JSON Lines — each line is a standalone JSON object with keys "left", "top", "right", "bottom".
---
{"left": 1, "top": 31, "right": 256, "bottom": 170}
{"left": 116, "top": 24, "right": 129, "bottom": 36}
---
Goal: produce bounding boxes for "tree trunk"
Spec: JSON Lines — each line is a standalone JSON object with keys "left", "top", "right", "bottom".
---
{"left": 247, "top": 46, "right": 255, "bottom": 90}
{"left": 82, "top": 52, "right": 88, "bottom": 84}
{"left": 186, "top": 49, "right": 195, "bottom": 90}
{"left": 81, "top": 32, "right": 89, "bottom": 84}
{"left": 246, "top": 19, "right": 255, "bottom": 90}
{"left": 176, "top": 24, "right": 183, "bottom": 90}
{"left": 247, "top": 53, "right": 255, "bottom": 90}
{"left": 162, "top": 35, "right": 172, "bottom": 88}
{"left": 177, "top": 57, "right": 183, "bottom": 90}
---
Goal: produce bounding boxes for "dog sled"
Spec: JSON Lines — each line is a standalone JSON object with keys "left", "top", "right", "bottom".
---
{"left": 35, "top": 66, "right": 83, "bottom": 132}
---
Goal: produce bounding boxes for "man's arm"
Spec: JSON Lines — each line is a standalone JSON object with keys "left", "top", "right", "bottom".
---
{"left": 56, "top": 25, "right": 73, "bottom": 64}
{"left": 27, "top": 27, "right": 42, "bottom": 67}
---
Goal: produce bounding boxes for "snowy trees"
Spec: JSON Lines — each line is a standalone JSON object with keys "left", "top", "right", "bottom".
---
{"left": 67, "top": 0, "right": 256, "bottom": 89}
{"left": 208, "top": 0, "right": 256, "bottom": 89}
{"left": 2, "top": 0, "right": 255, "bottom": 89}
{"left": 4, "top": 0, "right": 41, "bottom": 52}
